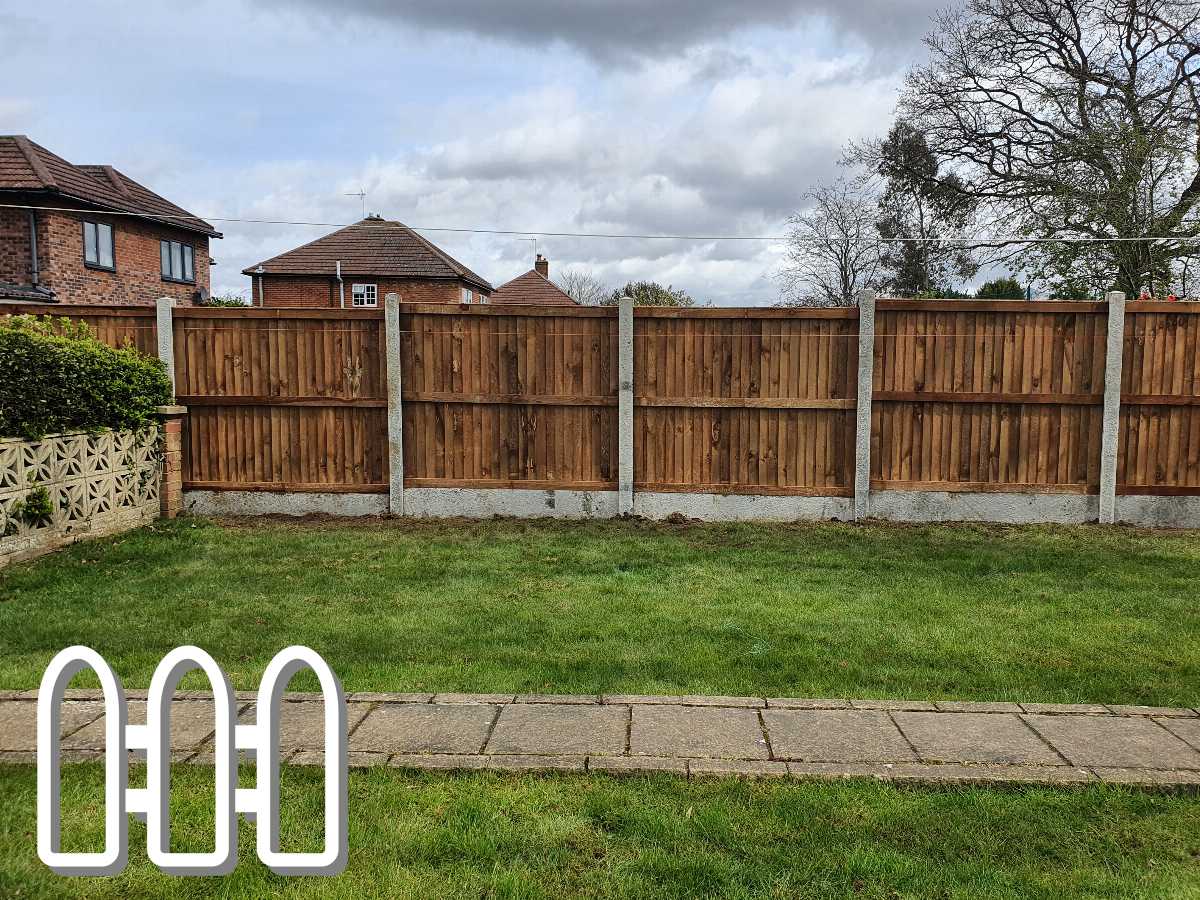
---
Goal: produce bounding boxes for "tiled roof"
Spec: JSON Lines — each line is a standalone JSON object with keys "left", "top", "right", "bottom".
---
{"left": 491, "top": 269, "right": 579, "bottom": 307}
{"left": 244, "top": 218, "right": 492, "bottom": 291}
{"left": 0, "top": 282, "right": 55, "bottom": 302}
{"left": 0, "top": 136, "right": 220, "bottom": 238}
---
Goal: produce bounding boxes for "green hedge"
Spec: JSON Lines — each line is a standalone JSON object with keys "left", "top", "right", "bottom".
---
{"left": 0, "top": 315, "right": 172, "bottom": 440}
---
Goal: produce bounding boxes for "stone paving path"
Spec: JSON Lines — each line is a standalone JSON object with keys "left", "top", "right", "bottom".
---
{"left": 3, "top": 690, "right": 1200, "bottom": 787}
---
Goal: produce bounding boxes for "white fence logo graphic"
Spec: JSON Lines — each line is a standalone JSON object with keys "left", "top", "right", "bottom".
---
{"left": 37, "top": 645, "right": 348, "bottom": 877}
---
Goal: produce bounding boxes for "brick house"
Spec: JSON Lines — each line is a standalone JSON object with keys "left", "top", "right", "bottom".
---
{"left": 491, "top": 254, "right": 579, "bottom": 306}
{"left": 0, "top": 135, "right": 221, "bottom": 306}
{"left": 244, "top": 216, "right": 493, "bottom": 308}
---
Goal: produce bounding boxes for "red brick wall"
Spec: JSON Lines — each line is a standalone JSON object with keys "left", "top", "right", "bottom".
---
{"left": 35, "top": 207, "right": 210, "bottom": 306}
{"left": 0, "top": 206, "right": 36, "bottom": 286}
{"left": 253, "top": 275, "right": 489, "bottom": 307}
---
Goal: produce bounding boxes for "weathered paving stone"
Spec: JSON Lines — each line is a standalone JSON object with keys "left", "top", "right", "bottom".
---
{"left": 893, "top": 712, "right": 1064, "bottom": 766}
{"left": 1020, "top": 703, "right": 1110, "bottom": 715}
{"left": 390, "top": 754, "right": 488, "bottom": 771}
{"left": 351, "top": 703, "right": 497, "bottom": 754}
{"left": 849, "top": 700, "right": 937, "bottom": 712}
{"left": 486, "top": 754, "right": 586, "bottom": 773}
{"left": 290, "top": 750, "right": 388, "bottom": 768}
{"left": 486, "top": 704, "right": 627, "bottom": 755}
{"left": 1154, "top": 716, "right": 1200, "bottom": 751}
{"left": 514, "top": 694, "right": 599, "bottom": 705}
{"left": 688, "top": 759, "right": 788, "bottom": 778}
{"left": 0, "top": 701, "right": 104, "bottom": 752}
{"left": 239, "top": 701, "right": 371, "bottom": 752}
{"left": 602, "top": 695, "right": 687, "bottom": 705}
{"left": 766, "top": 698, "right": 850, "bottom": 710}
{"left": 677, "top": 696, "right": 764, "bottom": 708}
{"left": 1107, "top": 705, "right": 1198, "bottom": 718}
{"left": 786, "top": 762, "right": 892, "bottom": 781}
{"left": 631, "top": 706, "right": 768, "bottom": 759}
{"left": 762, "top": 709, "right": 916, "bottom": 763}
{"left": 1092, "top": 767, "right": 1200, "bottom": 786}
{"left": 349, "top": 692, "right": 433, "bottom": 704}
{"left": 63, "top": 700, "right": 245, "bottom": 755}
{"left": 886, "top": 763, "right": 1094, "bottom": 786}
{"left": 1024, "top": 715, "right": 1200, "bottom": 769}
{"left": 588, "top": 756, "right": 688, "bottom": 775}
{"left": 933, "top": 701, "right": 1023, "bottom": 714}
{"left": 432, "top": 693, "right": 515, "bottom": 705}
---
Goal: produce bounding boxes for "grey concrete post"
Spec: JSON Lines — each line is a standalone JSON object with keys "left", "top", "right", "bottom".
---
{"left": 155, "top": 297, "right": 176, "bottom": 396}
{"left": 853, "top": 290, "right": 876, "bottom": 521}
{"left": 618, "top": 296, "right": 635, "bottom": 516}
{"left": 1098, "top": 290, "right": 1126, "bottom": 525}
{"left": 384, "top": 293, "right": 405, "bottom": 516}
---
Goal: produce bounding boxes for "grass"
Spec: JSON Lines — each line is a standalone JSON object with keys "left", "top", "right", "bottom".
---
{"left": 1, "top": 516, "right": 1198, "bottom": 705}
{"left": 1, "top": 763, "right": 1198, "bottom": 898}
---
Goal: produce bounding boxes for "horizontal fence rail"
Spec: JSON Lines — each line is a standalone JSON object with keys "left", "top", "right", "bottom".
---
{"left": 3, "top": 299, "right": 1199, "bottom": 520}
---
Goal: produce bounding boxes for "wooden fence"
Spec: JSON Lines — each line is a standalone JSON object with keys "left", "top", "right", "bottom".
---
{"left": 4, "top": 298, "right": 1198, "bottom": 505}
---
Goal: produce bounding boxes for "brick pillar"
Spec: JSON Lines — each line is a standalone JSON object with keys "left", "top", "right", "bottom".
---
{"left": 156, "top": 405, "right": 187, "bottom": 519}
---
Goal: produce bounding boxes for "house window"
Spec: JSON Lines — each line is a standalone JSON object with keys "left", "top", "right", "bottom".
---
{"left": 83, "top": 221, "right": 114, "bottom": 270}
{"left": 352, "top": 283, "right": 377, "bottom": 307}
{"left": 462, "top": 288, "right": 473, "bottom": 303}
{"left": 160, "top": 240, "right": 195, "bottom": 283}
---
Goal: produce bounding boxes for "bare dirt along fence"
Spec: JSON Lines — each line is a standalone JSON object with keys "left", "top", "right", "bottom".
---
{"left": 3, "top": 297, "right": 1197, "bottom": 525}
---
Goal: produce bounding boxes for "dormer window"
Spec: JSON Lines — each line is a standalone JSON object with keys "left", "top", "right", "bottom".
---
{"left": 83, "top": 221, "right": 114, "bottom": 270}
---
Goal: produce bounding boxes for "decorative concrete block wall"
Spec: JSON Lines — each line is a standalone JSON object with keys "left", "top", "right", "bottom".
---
{"left": 0, "top": 424, "right": 168, "bottom": 568}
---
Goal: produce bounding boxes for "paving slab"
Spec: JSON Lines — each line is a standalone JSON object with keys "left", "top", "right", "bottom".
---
{"left": 390, "top": 754, "right": 488, "bottom": 772}
{"left": 351, "top": 703, "right": 497, "bottom": 755}
{"left": 688, "top": 759, "right": 788, "bottom": 778}
{"left": 1092, "top": 767, "right": 1200, "bottom": 786}
{"left": 1024, "top": 715, "right": 1200, "bottom": 769}
{"left": 1020, "top": 703, "right": 1109, "bottom": 715}
{"left": 487, "top": 754, "right": 586, "bottom": 773}
{"left": 631, "top": 706, "right": 768, "bottom": 759}
{"left": 588, "top": 756, "right": 688, "bottom": 775}
{"left": 766, "top": 698, "right": 850, "bottom": 710}
{"left": 893, "top": 712, "right": 1064, "bottom": 766}
{"left": 486, "top": 704, "right": 626, "bottom": 755}
{"left": 349, "top": 692, "right": 433, "bottom": 704}
{"left": 63, "top": 699, "right": 246, "bottom": 757}
{"left": 0, "top": 701, "right": 105, "bottom": 752}
{"left": 763, "top": 709, "right": 916, "bottom": 763}
{"left": 1107, "top": 705, "right": 1197, "bottom": 718}
{"left": 1154, "top": 716, "right": 1200, "bottom": 751}
{"left": 886, "top": 763, "right": 1094, "bottom": 786}
{"left": 433, "top": 693, "right": 515, "bottom": 705}
{"left": 239, "top": 700, "right": 372, "bottom": 752}
{"left": 849, "top": 700, "right": 937, "bottom": 712}
{"left": 514, "top": 694, "right": 599, "bottom": 705}
{"left": 290, "top": 750, "right": 388, "bottom": 768}
{"left": 933, "top": 701, "right": 1023, "bottom": 714}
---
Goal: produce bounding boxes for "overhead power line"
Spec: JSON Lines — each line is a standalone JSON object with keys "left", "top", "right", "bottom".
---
{"left": 0, "top": 202, "right": 1197, "bottom": 244}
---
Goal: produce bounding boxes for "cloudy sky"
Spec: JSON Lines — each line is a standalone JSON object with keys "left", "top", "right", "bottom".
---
{"left": 0, "top": 1, "right": 943, "bottom": 304}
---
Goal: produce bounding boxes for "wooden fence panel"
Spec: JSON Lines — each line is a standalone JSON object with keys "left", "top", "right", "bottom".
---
{"left": 399, "top": 305, "right": 618, "bottom": 489}
{"left": 632, "top": 308, "right": 858, "bottom": 495}
{"left": 871, "top": 301, "right": 1108, "bottom": 492}
{"left": 1119, "top": 304, "right": 1200, "bottom": 495}
{"left": 174, "top": 308, "right": 388, "bottom": 492}
{"left": 0, "top": 303, "right": 157, "bottom": 355}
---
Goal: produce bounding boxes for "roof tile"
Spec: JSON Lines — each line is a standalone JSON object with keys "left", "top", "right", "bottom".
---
{"left": 491, "top": 269, "right": 579, "bottom": 307}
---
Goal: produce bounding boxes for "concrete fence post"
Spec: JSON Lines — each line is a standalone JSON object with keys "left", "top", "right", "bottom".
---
{"left": 155, "top": 297, "right": 176, "bottom": 396}
{"left": 384, "top": 293, "right": 405, "bottom": 517}
{"left": 618, "top": 295, "right": 635, "bottom": 516}
{"left": 853, "top": 290, "right": 876, "bottom": 521}
{"left": 1098, "top": 290, "right": 1126, "bottom": 525}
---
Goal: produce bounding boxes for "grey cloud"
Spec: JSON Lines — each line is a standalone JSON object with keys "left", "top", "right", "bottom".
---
{"left": 282, "top": 0, "right": 944, "bottom": 64}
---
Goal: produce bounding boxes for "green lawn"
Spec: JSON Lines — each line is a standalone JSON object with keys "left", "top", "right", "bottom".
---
{"left": 1, "top": 764, "right": 1198, "bottom": 898}
{"left": 1, "top": 517, "right": 1198, "bottom": 705}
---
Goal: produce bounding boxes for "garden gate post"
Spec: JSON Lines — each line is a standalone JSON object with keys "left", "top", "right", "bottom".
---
{"left": 155, "top": 297, "right": 176, "bottom": 395}
{"left": 384, "top": 293, "right": 405, "bottom": 516}
{"left": 1098, "top": 290, "right": 1126, "bottom": 525}
{"left": 618, "top": 295, "right": 635, "bottom": 516}
{"left": 853, "top": 290, "right": 876, "bottom": 521}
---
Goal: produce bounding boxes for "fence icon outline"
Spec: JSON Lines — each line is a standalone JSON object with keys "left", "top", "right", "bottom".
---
{"left": 37, "top": 645, "right": 348, "bottom": 877}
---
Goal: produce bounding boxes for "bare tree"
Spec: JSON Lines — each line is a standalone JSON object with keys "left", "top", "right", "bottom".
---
{"left": 554, "top": 268, "right": 610, "bottom": 306}
{"left": 897, "top": 0, "right": 1200, "bottom": 297}
{"left": 777, "top": 179, "right": 883, "bottom": 306}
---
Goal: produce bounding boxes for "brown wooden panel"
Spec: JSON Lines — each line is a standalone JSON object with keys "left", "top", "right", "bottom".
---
{"left": 0, "top": 303, "right": 158, "bottom": 355}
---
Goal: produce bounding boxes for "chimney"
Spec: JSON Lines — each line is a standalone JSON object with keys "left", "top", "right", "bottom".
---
{"left": 534, "top": 253, "right": 549, "bottom": 278}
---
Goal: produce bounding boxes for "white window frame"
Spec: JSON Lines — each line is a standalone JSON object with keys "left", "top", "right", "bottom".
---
{"left": 462, "top": 287, "right": 473, "bottom": 303}
{"left": 351, "top": 283, "right": 377, "bottom": 307}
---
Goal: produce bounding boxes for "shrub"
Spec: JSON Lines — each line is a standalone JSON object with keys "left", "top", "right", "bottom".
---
{"left": 0, "top": 315, "right": 173, "bottom": 439}
{"left": 975, "top": 276, "right": 1026, "bottom": 300}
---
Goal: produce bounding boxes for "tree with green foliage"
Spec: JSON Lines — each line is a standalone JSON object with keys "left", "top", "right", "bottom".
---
{"left": 975, "top": 276, "right": 1025, "bottom": 300}
{"left": 849, "top": 121, "right": 978, "bottom": 297}
{"left": 602, "top": 281, "right": 697, "bottom": 307}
